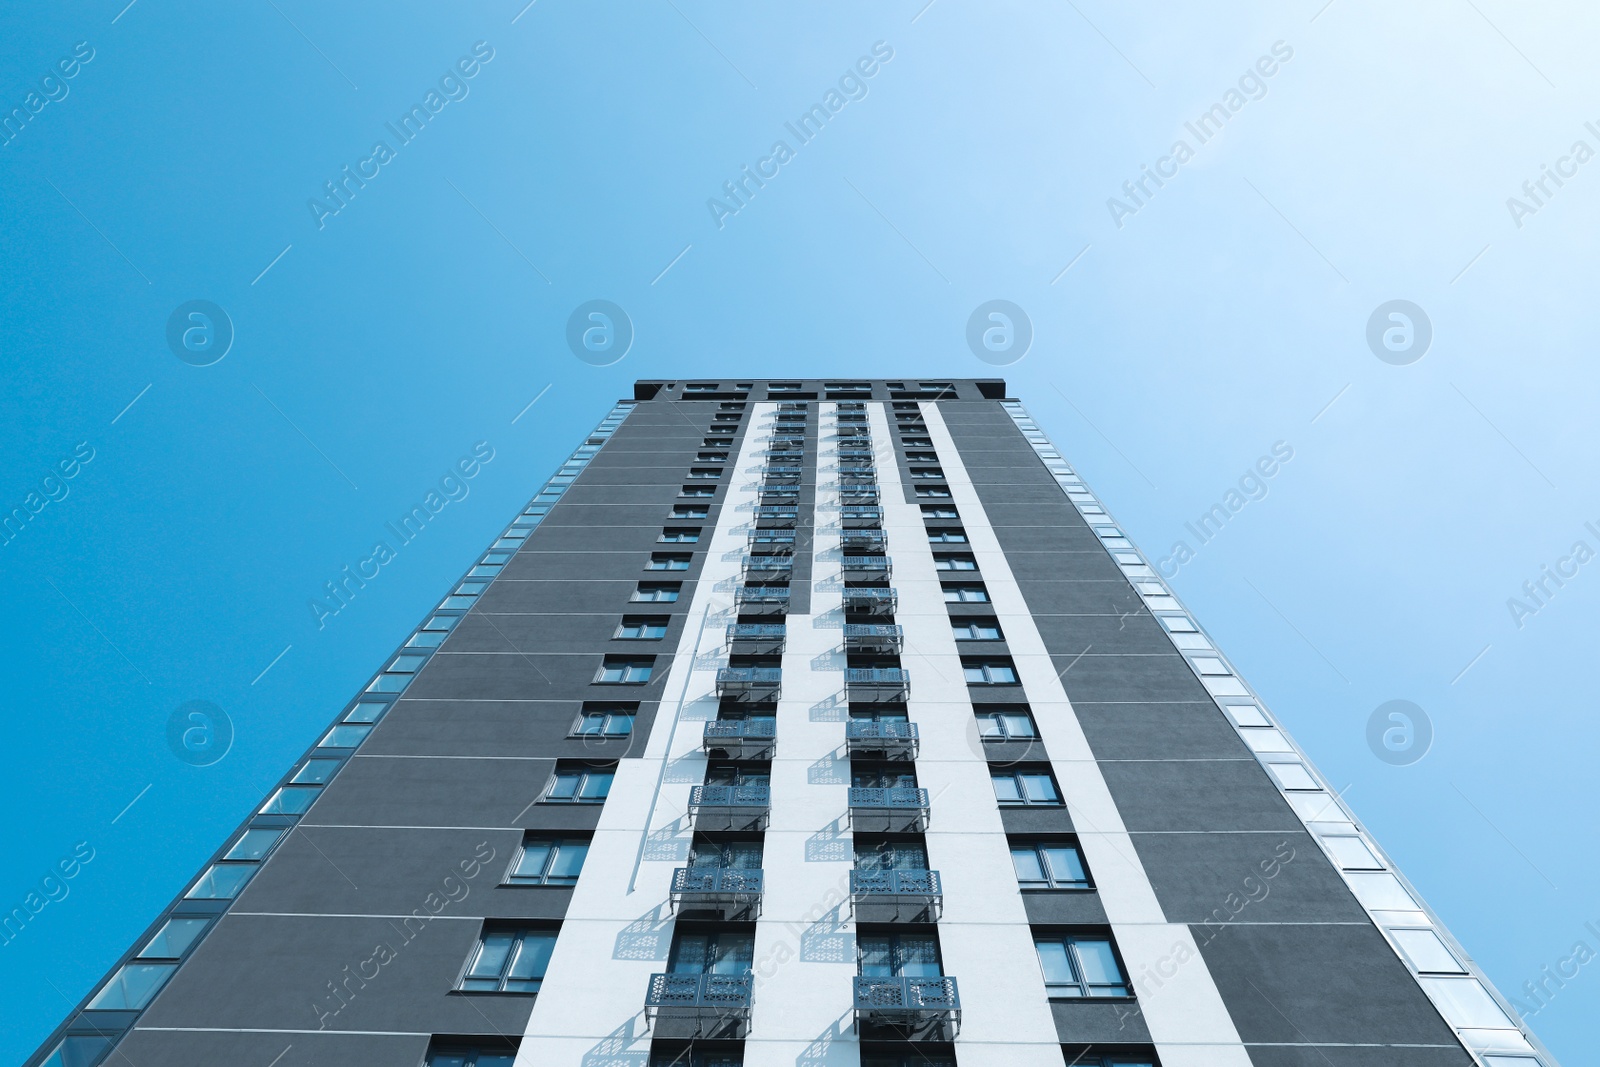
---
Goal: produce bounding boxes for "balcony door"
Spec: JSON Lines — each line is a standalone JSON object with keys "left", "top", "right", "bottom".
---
{"left": 668, "top": 931, "right": 754, "bottom": 976}
{"left": 858, "top": 933, "right": 942, "bottom": 978}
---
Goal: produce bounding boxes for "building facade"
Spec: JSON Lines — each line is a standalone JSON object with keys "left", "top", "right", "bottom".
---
{"left": 32, "top": 379, "right": 1555, "bottom": 1067}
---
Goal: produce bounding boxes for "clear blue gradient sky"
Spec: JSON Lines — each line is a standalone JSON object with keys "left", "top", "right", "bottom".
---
{"left": 2, "top": 1, "right": 1596, "bottom": 1061}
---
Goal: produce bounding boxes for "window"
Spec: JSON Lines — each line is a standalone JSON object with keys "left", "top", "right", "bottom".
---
{"left": 685, "top": 383, "right": 719, "bottom": 393}
{"left": 508, "top": 838, "right": 590, "bottom": 885}
{"left": 934, "top": 554, "right": 978, "bottom": 571}
{"left": 909, "top": 467, "right": 945, "bottom": 479}
{"left": 544, "top": 763, "right": 614, "bottom": 802}
{"left": 646, "top": 554, "right": 691, "bottom": 571}
{"left": 862, "top": 1055, "right": 954, "bottom": 1067}
{"left": 670, "top": 505, "right": 709, "bottom": 519}
{"left": 904, "top": 451, "right": 939, "bottom": 462}
{"left": 927, "top": 528, "right": 967, "bottom": 543}
{"left": 460, "top": 927, "right": 557, "bottom": 993}
{"left": 650, "top": 1052, "right": 743, "bottom": 1067}
{"left": 921, "top": 505, "right": 959, "bottom": 519}
{"left": 903, "top": 437, "right": 934, "bottom": 447}
{"left": 425, "top": 1046, "right": 519, "bottom": 1067}
{"left": 596, "top": 657, "right": 654, "bottom": 684}
{"left": 953, "top": 620, "right": 1002, "bottom": 641}
{"left": 992, "top": 768, "right": 1061, "bottom": 806}
{"left": 855, "top": 839, "right": 929, "bottom": 871}
{"left": 85, "top": 915, "right": 213, "bottom": 1010}
{"left": 858, "top": 932, "right": 942, "bottom": 977}
{"left": 1011, "top": 841, "right": 1090, "bottom": 889}
{"left": 615, "top": 617, "right": 668, "bottom": 641}
{"left": 687, "top": 468, "right": 722, "bottom": 480}
{"left": 632, "top": 583, "right": 681, "bottom": 602}
{"left": 852, "top": 765, "right": 919, "bottom": 790}
{"left": 1034, "top": 935, "right": 1130, "bottom": 997}
{"left": 659, "top": 527, "right": 701, "bottom": 543}
{"left": 976, "top": 707, "right": 1037, "bottom": 740}
{"left": 680, "top": 485, "right": 716, "bottom": 498}
{"left": 702, "top": 437, "right": 732, "bottom": 448}
{"left": 942, "top": 584, "right": 989, "bottom": 603}
{"left": 696, "top": 451, "right": 729, "bottom": 462}
{"left": 669, "top": 930, "right": 755, "bottom": 975}
{"left": 914, "top": 486, "right": 952, "bottom": 498}
{"left": 963, "top": 659, "right": 1018, "bottom": 685}
{"left": 572, "top": 705, "right": 636, "bottom": 736}
{"left": 690, "top": 837, "right": 764, "bottom": 869}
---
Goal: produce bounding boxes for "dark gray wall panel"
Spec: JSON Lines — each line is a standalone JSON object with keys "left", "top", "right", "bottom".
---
{"left": 116, "top": 1029, "right": 427, "bottom": 1067}
{"left": 1099, "top": 760, "right": 1300, "bottom": 833}
{"left": 1130, "top": 832, "right": 1366, "bottom": 925}
{"left": 1072, "top": 702, "right": 1251, "bottom": 761}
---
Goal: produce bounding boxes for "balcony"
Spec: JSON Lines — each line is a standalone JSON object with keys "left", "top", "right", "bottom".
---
{"left": 714, "top": 668, "right": 783, "bottom": 701}
{"left": 743, "top": 556, "right": 793, "bottom": 580}
{"left": 726, "top": 623, "right": 786, "bottom": 654}
{"left": 839, "top": 487, "right": 881, "bottom": 505}
{"left": 735, "top": 586, "right": 790, "bottom": 613}
{"left": 840, "top": 530, "right": 886, "bottom": 551}
{"left": 846, "top": 668, "right": 909, "bottom": 702}
{"left": 837, "top": 425, "right": 871, "bottom": 438}
{"left": 645, "top": 972, "right": 753, "bottom": 1035}
{"left": 748, "top": 531, "right": 795, "bottom": 553}
{"left": 852, "top": 976, "right": 960, "bottom": 1039}
{"left": 845, "top": 719, "right": 919, "bottom": 760}
{"left": 762, "top": 465, "right": 803, "bottom": 484}
{"left": 838, "top": 448, "right": 874, "bottom": 461}
{"left": 843, "top": 623, "right": 903, "bottom": 653}
{"left": 759, "top": 487, "right": 800, "bottom": 504}
{"left": 841, "top": 555, "right": 892, "bottom": 580}
{"left": 703, "top": 717, "right": 777, "bottom": 759}
{"left": 850, "top": 868, "right": 942, "bottom": 921}
{"left": 841, "top": 506, "right": 883, "bottom": 528}
{"left": 842, "top": 588, "right": 898, "bottom": 615}
{"left": 777, "top": 401, "right": 808, "bottom": 412}
{"left": 839, "top": 471, "right": 877, "bottom": 486}
{"left": 767, "top": 440, "right": 803, "bottom": 454}
{"left": 688, "top": 783, "right": 771, "bottom": 830}
{"left": 847, "top": 787, "right": 930, "bottom": 832}
{"left": 670, "top": 866, "right": 764, "bottom": 920}
{"left": 754, "top": 504, "right": 798, "bottom": 526}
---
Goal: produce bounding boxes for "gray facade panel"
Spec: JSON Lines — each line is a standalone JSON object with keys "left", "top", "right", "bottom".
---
{"left": 1129, "top": 832, "right": 1368, "bottom": 925}
{"left": 1072, "top": 702, "right": 1253, "bottom": 761}
{"left": 300, "top": 755, "right": 557, "bottom": 829}
{"left": 1051, "top": 654, "right": 1217, "bottom": 703}
{"left": 115, "top": 1029, "right": 428, "bottom": 1067}
{"left": 364, "top": 699, "right": 653, "bottom": 760}
{"left": 1047, "top": 998, "right": 1150, "bottom": 1043}
{"left": 1098, "top": 760, "right": 1301, "bottom": 833}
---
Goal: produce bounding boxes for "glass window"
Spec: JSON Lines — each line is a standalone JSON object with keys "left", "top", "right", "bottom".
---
{"left": 509, "top": 838, "right": 590, "bottom": 885}
{"left": 292, "top": 758, "right": 341, "bottom": 784}
{"left": 596, "top": 658, "right": 654, "bottom": 684}
{"left": 914, "top": 486, "right": 952, "bottom": 498}
{"left": 225, "top": 828, "right": 285, "bottom": 861}
{"left": 670, "top": 506, "right": 710, "bottom": 519}
{"left": 852, "top": 766, "right": 918, "bottom": 789}
{"left": 928, "top": 529, "right": 967, "bottom": 543}
{"left": 909, "top": 467, "right": 945, "bottom": 479}
{"left": 976, "top": 708, "right": 1036, "bottom": 739}
{"left": 934, "top": 555, "right": 978, "bottom": 571}
{"left": 460, "top": 927, "right": 557, "bottom": 993}
{"left": 343, "top": 701, "right": 389, "bottom": 724}
{"left": 260, "top": 784, "right": 321, "bottom": 813}
{"left": 659, "top": 527, "right": 701, "bottom": 543}
{"left": 545, "top": 765, "right": 614, "bottom": 802}
{"left": 992, "top": 769, "right": 1061, "bottom": 806}
{"left": 1010, "top": 841, "right": 1090, "bottom": 889}
{"left": 85, "top": 961, "right": 178, "bottom": 1010}
{"left": 319, "top": 723, "right": 372, "bottom": 747}
{"left": 616, "top": 617, "right": 669, "bottom": 640}
{"left": 38, "top": 1036, "right": 114, "bottom": 1067}
{"left": 963, "top": 660, "right": 1018, "bottom": 684}
{"left": 857, "top": 933, "right": 942, "bottom": 977}
{"left": 646, "top": 554, "right": 691, "bottom": 571}
{"left": 185, "top": 862, "right": 256, "bottom": 899}
{"left": 687, "top": 468, "right": 723, "bottom": 480}
{"left": 633, "top": 583, "right": 681, "bottom": 602}
{"left": 138, "top": 917, "right": 210, "bottom": 959}
{"left": 407, "top": 630, "right": 447, "bottom": 648}
{"left": 921, "top": 505, "right": 959, "bottom": 519}
{"left": 669, "top": 930, "right": 755, "bottom": 975}
{"left": 1035, "top": 935, "right": 1130, "bottom": 997}
{"left": 953, "top": 620, "right": 1002, "bottom": 641}
{"left": 690, "top": 838, "right": 764, "bottom": 869}
{"left": 862, "top": 1056, "right": 954, "bottom": 1067}
{"left": 855, "top": 839, "right": 929, "bottom": 871}
{"left": 421, "top": 614, "right": 459, "bottom": 631}
{"left": 942, "top": 585, "right": 989, "bottom": 603}
{"left": 680, "top": 486, "right": 715, "bottom": 497}
{"left": 572, "top": 706, "right": 635, "bottom": 736}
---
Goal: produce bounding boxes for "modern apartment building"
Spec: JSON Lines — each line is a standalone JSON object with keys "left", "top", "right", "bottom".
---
{"left": 31, "top": 379, "right": 1556, "bottom": 1067}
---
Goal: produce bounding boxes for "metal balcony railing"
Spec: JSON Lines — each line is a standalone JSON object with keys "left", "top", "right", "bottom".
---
{"left": 754, "top": 504, "right": 799, "bottom": 525}
{"left": 850, "top": 868, "right": 943, "bottom": 919}
{"left": 743, "top": 556, "right": 793, "bottom": 577}
{"left": 841, "top": 505, "right": 882, "bottom": 527}
{"left": 748, "top": 531, "right": 796, "bottom": 552}
{"left": 847, "top": 787, "right": 929, "bottom": 832}
{"left": 759, "top": 487, "right": 800, "bottom": 501}
{"left": 704, "top": 718, "right": 778, "bottom": 741}
{"left": 645, "top": 972, "right": 753, "bottom": 1029}
{"left": 839, "top": 487, "right": 881, "bottom": 503}
{"left": 842, "top": 588, "right": 897, "bottom": 614}
{"left": 670, "top": 866, "right": 764, "bottom": 919}
{"left": 726, "top": 623, "right": 786, "bottom": 653}
{"left": 837, "top": 425, "right": 871, "bottom": 437}
{"left": 714, "top": 668, "right": 782, "bottom": 699}
{"left": 777, "top": 402, "right": 808, "bottom": 412}
{"left": 846, "top": 668, "right": 910, "bottom": 701}
{"left": 852, "top": 976, "right": 960, "bottom": 1037}
{"left": 839, "top": 471, "right": 877, "bottom": 484}
{"left": 840, "top": 530, "right": 887, "bottom": 549}
{"left": 843, "top": 623, "right": 903, "bottom": 652}
{"left": 761, "top": 466, "right": 803, "bottom": 484}
{"left": 845, "top": 719, "right": 919, "bottom": 758}
{"left": 840, "top": 556, "right": 892, "bottom": 578}
{"left": 735, "top": 586, "right": 790, "bottom": 612}
{"left": 688, "top": 784, "right": 772, "bottom": 831}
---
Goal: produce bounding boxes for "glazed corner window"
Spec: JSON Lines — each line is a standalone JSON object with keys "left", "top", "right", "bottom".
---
{"left": 976, "top": 707, "right": 1036, "bottom": 739}
{"left": 1011, "top": 840, "right": 1090, "bottom": 889}
{"left": 1034, "top": 934, "right": 1130, "bottom": 997}
{"left": 616, "top": 617, "right": 668, "bottom": 640}
{"left": 659, "top": 527, "right": 702, "bottom": 543}
{"left": 572, "top": 704, "right": 636, "bottom": 736}
{"left": 460, "top": 926, "right": 557, "bottom": 993}
{"left": 963, "top": 659, "right": 1018, "bottom": 685}
{"left": 508, "top": 837, "right": 590, "bottom": 885}
{"left": 942, "top": 584, "right": 989, "bottom": 603}
{"left": 596, "top": 657, "right": 654, "bottom": 684}
{"left": 632, "top": 583, "right": 681, "bottom": 602}
{"left": 992, "top": 768, "right": 1061, "bottom": 806}
{"left": 646, "top": 553, "right": 691, "bottom": 571}
{"left": 544, "top": 762, "right": 615, "bottom": 802}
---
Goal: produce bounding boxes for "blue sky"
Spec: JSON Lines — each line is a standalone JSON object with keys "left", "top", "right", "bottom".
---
{"left": 2, "top": 0, "right": 1596, "bottom": 1061}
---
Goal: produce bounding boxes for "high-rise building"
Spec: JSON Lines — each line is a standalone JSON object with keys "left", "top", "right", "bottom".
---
{"left": 31, "top": 379, "right": 1554, "bottom": 1067}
